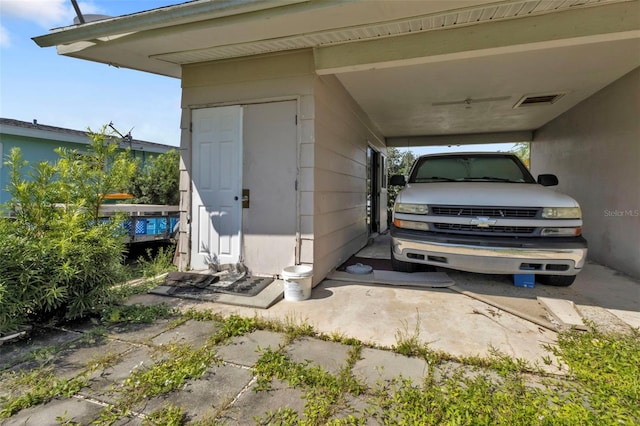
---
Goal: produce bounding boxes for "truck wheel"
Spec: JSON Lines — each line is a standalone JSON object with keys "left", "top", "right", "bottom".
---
{"left": 537, "top": 275, "right": 576, "bottom": 287}
{"left": 390, "top": 248, "right": 419, "bottom": 273}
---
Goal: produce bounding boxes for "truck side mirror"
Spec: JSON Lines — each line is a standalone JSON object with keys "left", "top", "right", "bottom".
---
{"left": 537, "top": 174, "right": 559, "bottom": 186}
{"left": 389, "top": 175, "right": 406, "bottom": 186}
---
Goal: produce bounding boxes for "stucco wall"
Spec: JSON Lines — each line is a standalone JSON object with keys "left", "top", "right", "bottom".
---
{"left": 312, "top": 75, "right": 386, "bottom": 283}
{"left": 531, "top": 67, "right": 640, "bottom": 278}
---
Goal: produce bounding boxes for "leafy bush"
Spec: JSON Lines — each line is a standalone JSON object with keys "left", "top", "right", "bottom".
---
{"left": 128, "top": 149, "right": 179, "bottom": 205}
{"left": 387, "top": 147, "right": 416, "bottom": 224}
{"left": 136, "top": 245, "right": 177, "bottom": 278}
{"left": 0, "top": 127, "right": 134, "bottom": 334}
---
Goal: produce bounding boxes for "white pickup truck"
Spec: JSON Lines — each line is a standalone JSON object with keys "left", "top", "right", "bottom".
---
{"left": 390, "top": 152, "right": 587, "bottom": 286}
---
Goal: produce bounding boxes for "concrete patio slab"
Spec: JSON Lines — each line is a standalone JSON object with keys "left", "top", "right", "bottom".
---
{"left": 327, "top": 269, "right": 454, "bottom": 288}
{"left": 373, "top": 270, "right": 454, "bottom": 286}
{"left": 220, "top": 379, "right": 306, "bottom": 425}
{"left": 112, "top": 415, "right": 143, "bottom": 425}
{"left": 54, "top": 339, "right": 133, "bottom": 380}
{"left": 607, "top": 308, "right": 640, "bottom": 329}
{"left": 449, "top": 261, "right": 640, "bottom": 333}
{"left": 330, "top": 395, "right": 380, "bottom": 426}
{"left": 150, "top": 319, "right": 218, "bottom": 348}
{"left": 537, "top": 297, "right": 587, "bottom": 330}
{"left": 137, "top": 281, "right": 557, "bottom": 370}
{"left": 215, "top": 330, "right": 286, "bottom": 366}
{"left": 286, "top": 337, "right": 353, "bottom": 376}
{"left": 352, "top": 348, "right": 428, "bottom": 387}
{"left": 107, "top": 320, "right": 173, "bottom": 344}
{"left": 2, "top": 397, "right": 103, "bottom": 426}
{"left": 82, "top": 346, "right": 157, "bottom": 405}
{"left": 356, "top": 233, "right": 392, "bottom": 259}
{"left": 0, "top": 328, "right": 83, "bottom": 371}
{"left": 136, "top": 364, "right": 253, "bottom": 421}
{"left": 284, "top": 282, "right": 556, "bottom": 366}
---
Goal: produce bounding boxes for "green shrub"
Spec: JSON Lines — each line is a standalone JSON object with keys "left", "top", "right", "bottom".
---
{"left": 128, "top": 149, "right": 179, "bottom": 205}
{"left": 0, "top": 127, "right": 134, "bottom": 334}
{"left": 137, "top": 245, "right": 177, "bottom": 278}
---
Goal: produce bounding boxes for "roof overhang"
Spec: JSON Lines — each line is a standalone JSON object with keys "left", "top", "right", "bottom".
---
{"left": 33, "top": 0, "right": 640, "bottom": 143}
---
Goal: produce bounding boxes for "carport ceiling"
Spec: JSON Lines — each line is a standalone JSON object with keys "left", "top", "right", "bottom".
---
{"left": 33, "top": 0, "right": 640, "bottom": 143}
{"left": 335, "top": 37, "right": 640, "bottom": 140}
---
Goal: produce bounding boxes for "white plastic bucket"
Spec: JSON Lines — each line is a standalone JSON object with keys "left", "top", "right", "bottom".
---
{"left": 282, "top": 265, "right": 313, "bottom": 301}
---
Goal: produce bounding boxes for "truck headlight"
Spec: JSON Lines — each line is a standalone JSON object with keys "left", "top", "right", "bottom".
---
{"left": 395, "top": 203, "right": 429, "bottom": 214}
{"left": 542, "top": 207, "right": 581, "bottom": 219}
{"left": 541, "top": 227, "right": 582, "bottom": 236}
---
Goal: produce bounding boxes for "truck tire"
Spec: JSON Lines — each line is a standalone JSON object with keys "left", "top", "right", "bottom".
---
{"left": 537, "top": 275, "right": 576, "bottom": 287}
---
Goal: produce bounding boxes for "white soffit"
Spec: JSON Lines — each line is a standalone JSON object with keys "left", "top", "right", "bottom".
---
{"left": 152, "top": 0, "right": 631, "bottom": 64}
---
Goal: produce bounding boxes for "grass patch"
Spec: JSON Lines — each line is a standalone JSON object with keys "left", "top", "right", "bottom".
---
{"left": 549, "top": 326, "right": 640, "bottom": 424}
{"left": 365, "top": 325, "right": 640, "bottom": 425}
{"left": 144, "top": 404, "right": 185, "bottom": 426}
{"left": 95, "top": 342, "right": 219, "bottom": 423}
{"left": 0, "top": 367, "right": 87, "bottom": 418}
{"left": 183, "top": 309, "right": 317, "bottom": 345}
{"left": 253, "top": 345, "right": 365, "bottom": 425}
{"left": 136, "top": 246, "right": 177, "bottom": 279}
{"left": 122, "top": 343, "right": 217, "bottom": 400}
{"left": 101, "top": 303, "right": 177, "bottom": 325}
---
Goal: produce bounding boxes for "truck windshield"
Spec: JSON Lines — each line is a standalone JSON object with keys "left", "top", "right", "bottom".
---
{"left": 409, "top": 155, "right": 535, "bottom": 184}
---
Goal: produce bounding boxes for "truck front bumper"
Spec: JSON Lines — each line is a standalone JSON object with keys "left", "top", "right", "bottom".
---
{"left": 390, "top": 227, "right": 588, "bottom": 275}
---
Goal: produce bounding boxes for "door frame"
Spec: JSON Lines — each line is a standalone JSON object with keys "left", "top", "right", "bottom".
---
{"left": 367, "top": 145, "right": 382, "bottom": 234}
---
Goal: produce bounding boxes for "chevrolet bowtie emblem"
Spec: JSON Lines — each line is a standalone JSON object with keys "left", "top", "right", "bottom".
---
{"left": 470, "top": 217, "right": 497, "bottom": 227}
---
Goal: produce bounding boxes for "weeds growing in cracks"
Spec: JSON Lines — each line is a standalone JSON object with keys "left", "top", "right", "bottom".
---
{"left": 1, "top": 308, "right": 638, "bottom": 425}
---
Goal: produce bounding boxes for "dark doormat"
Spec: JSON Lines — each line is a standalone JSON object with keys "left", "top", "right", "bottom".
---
{"left": 338, "top": 256, "right": 393, "bottom": 272}
{"left": 163, "top": 274, "right": 274, "bottom": 298}
{"left": 165, "top": 272, "right": 218, "bottom": 288}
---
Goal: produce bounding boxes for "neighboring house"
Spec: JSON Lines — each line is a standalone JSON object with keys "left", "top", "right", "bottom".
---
{"left": 0, "top": 118, "right": 174, "bottom": 205}
{"left": 33, "top": 0, "right": 640, "bottom": 280}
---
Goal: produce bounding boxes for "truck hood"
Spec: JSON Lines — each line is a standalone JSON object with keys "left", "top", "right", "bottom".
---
{"left": 397, "top": 182, "right": 580, "bottom": 208}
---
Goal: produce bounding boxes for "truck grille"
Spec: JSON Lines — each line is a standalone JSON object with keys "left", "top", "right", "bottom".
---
{"left": 433, "top": 223, "right": 536, "bottom": 235}
{"left": 431, "top": 206, "right": 539, "bottom": 218}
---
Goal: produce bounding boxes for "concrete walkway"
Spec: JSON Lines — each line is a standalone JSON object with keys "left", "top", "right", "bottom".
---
{"left": 1, "top": 316, "right": 432, "bottom": 425}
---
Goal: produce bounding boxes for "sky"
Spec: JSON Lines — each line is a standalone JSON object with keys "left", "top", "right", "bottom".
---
{"left": 0, "top": 0, "right": 182, "bottom": 146}
{"left": 0, "top": 0, "right": 518, "bottom": 154}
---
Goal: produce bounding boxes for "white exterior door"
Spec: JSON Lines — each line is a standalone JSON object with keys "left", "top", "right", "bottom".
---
{"left": 191, "top": 106, "right": 243, "bottom": 270}
{"left": 242, "top": 101, "right": 298, "bottom": 276}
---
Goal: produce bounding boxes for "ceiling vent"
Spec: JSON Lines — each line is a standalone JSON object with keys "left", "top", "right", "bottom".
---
{"left": 514, "top": 92, "right": 566, "bottom": 108}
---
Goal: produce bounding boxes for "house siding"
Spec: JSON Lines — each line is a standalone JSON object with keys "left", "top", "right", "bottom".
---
{"left": 179, "top": 51, "right": 386, "bottom": 283}
{"left": 312, "top": 74, "right": 385, "bottom": 284}
{"left": 0, "top": 131, "right": 165, "bottom": 205}
{"left": 531, "top": 67, "right": 640, "bottom": 278}
{"left": 0, "top": 135, "right": 80, "bottom": 204}
{"left": 179, "top": 51, "right": 315, "bottom": 270}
